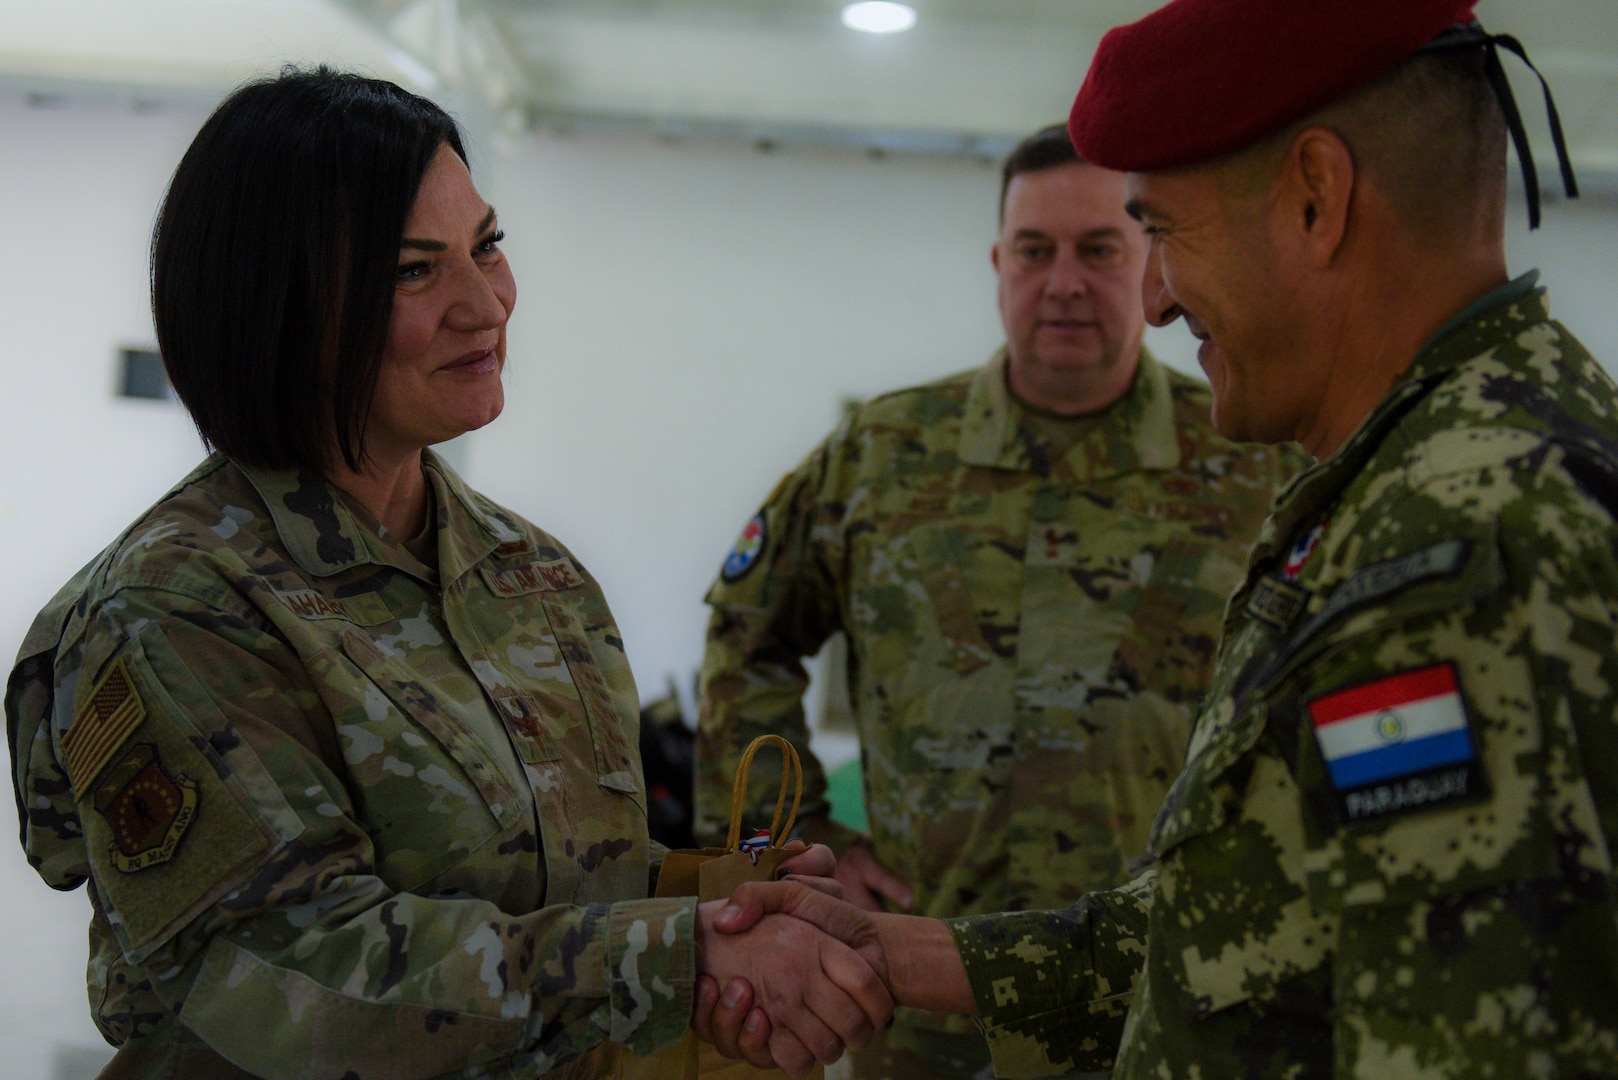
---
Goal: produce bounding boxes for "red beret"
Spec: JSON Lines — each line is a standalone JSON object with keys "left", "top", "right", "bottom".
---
{"left": 1069, "top": 0, "right": 1478, "bottom": 172}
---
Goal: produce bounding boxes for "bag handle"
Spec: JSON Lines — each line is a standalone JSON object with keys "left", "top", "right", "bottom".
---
{"left": 725, "top": 735, "right": 803, "bottom": 853}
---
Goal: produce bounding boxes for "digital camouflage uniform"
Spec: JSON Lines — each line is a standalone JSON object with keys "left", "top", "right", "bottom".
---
{"left": 7, "top": 451, "right": 695, "bottom": 1079}
{"left": 697, "top": 349, "right": 1299, "bottom": 1073}
{"left": 947, "top": 279, "right": 1618, "bottom": 1077}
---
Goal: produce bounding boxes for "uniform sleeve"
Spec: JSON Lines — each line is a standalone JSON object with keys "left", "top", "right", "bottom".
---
{"left": 1307, "top": 462, "right": 1618, "bottom": 1078}
{"left": 944, "top": 868, "right": 1154, "bottom": 1078}
{"left": 694, "top": 436, "right": 863, "bottom": 853}
{"left": 56, "top": 588, "right": 696, "bottom": 1080}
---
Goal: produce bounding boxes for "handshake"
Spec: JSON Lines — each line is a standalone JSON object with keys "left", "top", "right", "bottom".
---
{"left": 687, "top": 843, "right": 973, "bottom": 1077}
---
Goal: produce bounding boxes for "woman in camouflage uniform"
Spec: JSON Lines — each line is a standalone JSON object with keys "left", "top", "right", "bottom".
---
{"left": 6, "top": 69, "right": 882, "bottom": 1079}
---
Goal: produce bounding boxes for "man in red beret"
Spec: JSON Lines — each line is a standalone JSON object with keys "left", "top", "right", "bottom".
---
{"left": 692, "top": 0, "right": 1618, "bottom": 1076}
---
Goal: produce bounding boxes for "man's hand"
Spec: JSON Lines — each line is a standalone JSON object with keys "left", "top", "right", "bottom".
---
{"left": 834, "top": 838, "right": 913, "bottom": 912}
{"left": 688, "top": 841, "right": 842, "bottom": 1072}
{"left": 716, "top": 880, "right": 890, "bottom": 985}
{"left": 693, "top": 892, "right": 892, "bottom": 1077}
{"left": 706, "top": 880, "right": 976, "bottom": 1020}
{"left": 695, "top": 881, "right": 895, "bottom": 1071}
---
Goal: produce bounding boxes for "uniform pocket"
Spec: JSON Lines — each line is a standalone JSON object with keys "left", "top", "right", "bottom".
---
{"left": 538, "top": 597, "right": 645, "bottom": 806}
{"left": 334, "top": 627, "right": 519, "bottom": 890}
{"left": 1108, "top": 535, "right": 1234, "bottom": 706}
{"left": 905, "top": 525, "right": 997, "bottom": 675}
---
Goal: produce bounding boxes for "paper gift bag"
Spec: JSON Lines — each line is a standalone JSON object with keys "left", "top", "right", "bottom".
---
{"left": 621, "top": 735, "right": 823, "bottom": 1080}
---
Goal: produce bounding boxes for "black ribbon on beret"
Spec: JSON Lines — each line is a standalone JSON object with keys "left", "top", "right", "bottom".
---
{"left": 1422, "top": 21, "right": 1579, "bottom": 230}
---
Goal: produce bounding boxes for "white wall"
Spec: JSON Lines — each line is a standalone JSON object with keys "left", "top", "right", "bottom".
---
{"left": 468, "top": 131, "right": 1029, "bottom": 709}
{"left": 2, "top": 89, "right": 1617, "bottom": 1076}
{"left": 0, "top": 91, "right": 214, "bottom": 1080}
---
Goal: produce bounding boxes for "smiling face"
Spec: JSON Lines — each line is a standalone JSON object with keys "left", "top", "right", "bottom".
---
{"left": 993, "top": 161, "right": 1147, "bottom": 412}
{"left": 1128, "top": 167, "right": 1309, "bottom": 444}
{"left": 365, "top": 144, "right": 517, "bottom": 463}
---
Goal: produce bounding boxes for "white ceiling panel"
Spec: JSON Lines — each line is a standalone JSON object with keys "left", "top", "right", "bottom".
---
{"left": 3, "top": 0, "right": 1616, "bottom": 174}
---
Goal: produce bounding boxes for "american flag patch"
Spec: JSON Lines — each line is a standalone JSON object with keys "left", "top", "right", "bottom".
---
{"left": 62, "top": 658, "right": 148, "bottom": 798}
{"left": 1308, "top": 663, "right": 1486, "bottom": 823}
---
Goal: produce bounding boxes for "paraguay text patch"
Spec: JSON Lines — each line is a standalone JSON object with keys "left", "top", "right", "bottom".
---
{"left": 1308, "top": 662, "right": 1487, "bottom": 824}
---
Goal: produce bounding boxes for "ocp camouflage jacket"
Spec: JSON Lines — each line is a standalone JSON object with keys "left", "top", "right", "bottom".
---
{"left": 697, "top": 349, "right": 1298, "bottom": 1046}
{"left": 7, "top": 451, "right": 694, "bottom": 1079}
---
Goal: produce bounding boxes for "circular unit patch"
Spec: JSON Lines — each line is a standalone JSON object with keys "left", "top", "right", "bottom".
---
{"left": 721, "top": 514, "right": 768, "bottom": 582}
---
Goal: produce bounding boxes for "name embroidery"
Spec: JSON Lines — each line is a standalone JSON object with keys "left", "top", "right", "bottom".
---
{"left": 276, "top": 589, "right": 391, "bottom": 626}
{"left": 1312, "top": 540, "right": 1469, "bottom": 630}
{"left": 482, "top": 558, "right": 585, "bottom": 598}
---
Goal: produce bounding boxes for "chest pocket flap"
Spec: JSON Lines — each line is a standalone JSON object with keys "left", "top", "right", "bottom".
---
{"left": 536, "top": 597, "right": 644, "bottom": 803}
{"left": 335, "top": 627, "right": 522, "bottom": 890}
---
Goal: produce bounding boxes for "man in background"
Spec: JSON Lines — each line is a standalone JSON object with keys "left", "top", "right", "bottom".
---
{"left": 694, "top": 123, "right": 1301, "bottom": 1078}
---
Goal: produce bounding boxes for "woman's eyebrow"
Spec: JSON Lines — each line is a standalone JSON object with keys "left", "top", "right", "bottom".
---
{"left": 401, "top": 207, "right": 498, "bottom": 252}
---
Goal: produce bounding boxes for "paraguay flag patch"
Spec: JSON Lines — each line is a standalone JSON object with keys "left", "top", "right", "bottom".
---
{"left": 1307, "top": 663, "right": 1487, "bottom": 824}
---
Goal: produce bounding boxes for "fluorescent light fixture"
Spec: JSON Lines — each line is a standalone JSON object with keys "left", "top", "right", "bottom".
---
{"left": 841, "top": 2, "right": 917, "bottom": 34}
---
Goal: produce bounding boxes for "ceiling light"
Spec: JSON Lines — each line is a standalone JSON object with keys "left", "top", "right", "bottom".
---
{"left": 842, "top": 2, "right": 917, "bottom": 34}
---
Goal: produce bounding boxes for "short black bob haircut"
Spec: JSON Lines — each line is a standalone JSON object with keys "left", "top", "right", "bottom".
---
{"left": 999, "top": 123, "right": 1085, "bottom": 222}
{"left": 152, "top": 67, "right": 466, "bottom": 474}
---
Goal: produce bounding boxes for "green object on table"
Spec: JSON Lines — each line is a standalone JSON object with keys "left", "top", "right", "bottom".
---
{"left": 825, "top": 757, "right": 868, "bottom": 833}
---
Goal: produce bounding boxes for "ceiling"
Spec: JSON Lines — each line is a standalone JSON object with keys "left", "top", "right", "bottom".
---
{"left": 4, "top": 0, "right": 1616, "bottom": 172}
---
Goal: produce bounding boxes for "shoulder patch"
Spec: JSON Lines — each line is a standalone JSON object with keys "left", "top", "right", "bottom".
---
{"left": 1308, "top": 662, "right": 1488, "bottom": 825}
{"left": 62, "top": 657, "right": 147, "bottom": 798}
{"left": 91, "top": 741, "right": 199, "bottom": 872}
{"left": 720, "top": 514, "right": 768, "bottom": 582}
{"left": 493, "top": 539, "right": 536, "bottom": 560}
{"left": 1282, "top": 521, "right": 1328, "bottom": 581}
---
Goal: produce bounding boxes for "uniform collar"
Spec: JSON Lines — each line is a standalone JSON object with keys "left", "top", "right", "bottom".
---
{"left": 239, "top": 449, "right": 518, "bottom": 581}
{"left": 1244, "top": 277, "right": 1552, "bottom": 574}
{"left": 958, "top": 346, "right": 1181, "bottom": 478}
{"left": 424, "top": 450, "right": 526, "bottom": 583}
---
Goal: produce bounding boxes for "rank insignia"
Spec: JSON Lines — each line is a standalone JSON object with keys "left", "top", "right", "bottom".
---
{"left": 721, "top": 514, "right": 768, "bottom": 582}
{"left": 1246, "top": 574, "right": 1308, "bottom": 630}
{"left": 92, "top": 742, "right": 199, "bottom": 873}
{"left": 1308, "top": 662, "right": 1487, "bottom": 824}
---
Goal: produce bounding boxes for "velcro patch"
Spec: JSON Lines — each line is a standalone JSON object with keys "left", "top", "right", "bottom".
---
{"left": 275, "top": 588, "right": 391, "bottom": 626}
{"left": 1311, "top": 539, "right": 1469, "bottom": 631}
{"left": 493, "top": 540, "right": 535, "bottom": 560}
{"left": 720, "top": 514, "right": 768, "bottom": 582}
{"left": 92, "top": 741, "right": 198, "bottom": 872}
{"left": 481, "top": 558, "right": 585, "bottom": 598}
{"left": 62, "top": 657, "right": 147, "bottom": 798}
{"left": 1245, "top": 575, "right": 1309, "bottom": 630}
{"left": 1308, "top": 662, "right": 1487, "bottom": 824}
{"left": 1282, "top": 521, "right": 1328, "bottom": 581}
